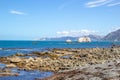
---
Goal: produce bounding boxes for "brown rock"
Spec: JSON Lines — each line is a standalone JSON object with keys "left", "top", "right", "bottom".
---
{"left": 6, "top": 64, "right": 16, "bottom": 68}
{"left": 8, "top": 57, "right": 22, "bottom": 63}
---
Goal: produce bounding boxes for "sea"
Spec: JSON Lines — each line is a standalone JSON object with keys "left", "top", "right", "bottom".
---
{"left": 0, "top": 40, "right": 120, "bottom": 57}
{"left": 0, "top": 40, "right": 120, "bottom": 80}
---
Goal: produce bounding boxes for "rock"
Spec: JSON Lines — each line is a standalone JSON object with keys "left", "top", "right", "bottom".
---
{"left": 6, "top": 64, "right": 16, "bottom": 68}
{"left": 78, "top": 36, "right": 91, "bottom": 42}
{"left": 0, "top": 47, "right": 120, "bottom": 74}
{"left": 0, "top": 68, "right": 10, "bottom": 73}
{"left": 8, "top": 57, "right": 22, "bottom": 63}
{"left": 28, "top": 57, "right": 34, "bottom": 61}
{"left": 15, "top": 53, "right": 25, "bottom": 56}
{"left": 0, "top": 72, "right": 19, "bottom": 77}
{"left": 89, "top": 77, "right": 102, "bottom": 80}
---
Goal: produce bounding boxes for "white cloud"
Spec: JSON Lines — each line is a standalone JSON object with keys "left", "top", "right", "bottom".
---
{"left": 57, "top": 31, "right": 69, "bottom": 36}
{"left": 80, "top": 29, "right": 97, "bottom": 35}
{"left": 10, "top": 10, "right": 27, "bottom": 15}
{"left": 85, "top": 0, "right": 114, "bottom": 8}
{"left": 107, "top": 2, "right": 120, "bottom": 6}
{"left": 57, "top": 29, "right": 98, "bottom": 37}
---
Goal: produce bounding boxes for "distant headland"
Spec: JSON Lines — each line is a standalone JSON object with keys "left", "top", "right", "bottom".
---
{"left": 38, "top": 29, "right": 120, "bottom": 42}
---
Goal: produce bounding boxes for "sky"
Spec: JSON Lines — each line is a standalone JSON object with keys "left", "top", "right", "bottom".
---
{"left": 0, "top": 0, "right": 120, "bottom": 40}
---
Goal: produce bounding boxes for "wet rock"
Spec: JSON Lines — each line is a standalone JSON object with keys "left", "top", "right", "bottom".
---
{"left": 0, "top": 68, "right": 19, "bottom": 77}
{"left": 6, "top": 64, "right": 16, "bottom": 68}
{"left": 0, "top": 47, "right": 120, "bottom": 74}
{"left": 0, "top": 73, "right": 19, "bottom": 77}
{"left": 8, "top": 57, "right": 22, "bottom": 63}
{"left": 0, "top": 68, "right": 10, "bottom": 73}
{"left": 15, "top": 53, "right": 25, "bottom": 56}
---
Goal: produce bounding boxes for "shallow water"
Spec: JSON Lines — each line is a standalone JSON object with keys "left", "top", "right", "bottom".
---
{"left": 0, "top": 63, "right": 6, "bottom": 68}
{"left": 0, "top": 62, "right": 53, "bottom": 80}
{"left": 0, "top": 48, "right": 43, "bottom": 57}
{"left": 0, "top": 68, "right": 53, "bottom": 80}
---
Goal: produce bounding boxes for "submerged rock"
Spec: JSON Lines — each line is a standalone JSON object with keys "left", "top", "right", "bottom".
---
{"left": 0, "top": 68, "right": 19, "bottom": 77}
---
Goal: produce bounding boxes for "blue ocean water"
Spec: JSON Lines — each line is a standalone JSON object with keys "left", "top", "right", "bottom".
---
{"left": 0, "top": 40, "right": 120, "bottom": 57}
{"left": 0, "top": 68, "right": 53, "bottom": 80}
{"left": 0, "top": 40, "right": 119, "bottom": 48}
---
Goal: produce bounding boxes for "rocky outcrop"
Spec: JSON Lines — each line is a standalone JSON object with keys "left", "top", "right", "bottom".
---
{"left": 66, "top": 39, "right": 72, "bottom": 43}
{"left": 39, "top": 35, "right": 102, "bottom": 41}
{"left": 0, "top": 47, "right": 120, "bottom": 73}
{"left": 6, "top": 64, "right": 16, "bottom": 68}
{"left": 38, "top": 59, "right": 120, "bottom": 80}
{"left": 8, "top": 57, "right": 22, "bottom": 63}
{"left": 78, "top": 36, "right": 91, "bottom": 42}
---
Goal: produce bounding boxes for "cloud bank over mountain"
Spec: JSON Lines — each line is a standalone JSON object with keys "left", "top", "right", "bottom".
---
{"left": 57, "top": 29, "right": 99, "bottom": 37}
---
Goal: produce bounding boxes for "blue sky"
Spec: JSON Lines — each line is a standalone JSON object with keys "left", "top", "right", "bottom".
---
{"left": 0, "top": 0, "right": 120, "bottom": 40}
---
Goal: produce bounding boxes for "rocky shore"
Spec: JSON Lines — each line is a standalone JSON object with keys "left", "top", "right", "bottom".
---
{"left": 0, "top": 47, "right": 120, "bottom": 79}
{"left": 38, "top": 59, "right": 120, "bottom": 80}
{"left": 0, "top": 68, "right": 18, "bottom": 77}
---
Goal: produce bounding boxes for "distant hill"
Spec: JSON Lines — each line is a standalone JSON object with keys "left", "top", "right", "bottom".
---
{"left": 103, "top": 29, "right": 120, "bottom": 41}
{"left": 38, "top": 35, "right": 102, "bottom": 41}
{"left": 88, "top": 35, "right": 102, "bottom": 41}
{"left": 39, "top": 36, "right": 78, "bottom": 41}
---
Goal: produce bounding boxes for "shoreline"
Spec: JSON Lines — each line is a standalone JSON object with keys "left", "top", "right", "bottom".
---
{"left": 0, "top": 47, "right": 120, "bottom": 79}
{"left": 37, "top": 59, "right": 120, "bottom": 80}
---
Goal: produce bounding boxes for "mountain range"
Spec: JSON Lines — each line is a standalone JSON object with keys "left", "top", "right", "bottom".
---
{"left": 103, "top": 29, "right": 120, "bottom": 41}
{"left": 39, "top": 35, "right": 102, "bottom": 41}
{"left": 38, "top": 29, "right": 120, "bottom": 41}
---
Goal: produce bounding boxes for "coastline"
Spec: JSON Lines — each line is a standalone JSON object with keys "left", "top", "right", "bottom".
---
{"left": 38, "top": 59, "right": 120, "bottom": 80}
{"left": 0, "top": 47, "right": 120, "bottom": 79}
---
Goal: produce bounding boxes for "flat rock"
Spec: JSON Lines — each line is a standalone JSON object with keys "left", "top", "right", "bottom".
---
{"left": 8, "top": 57, "right": 22, "bottom": 63}
{"left": 6, "top": 64, "right": 16, "bottom": 68}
